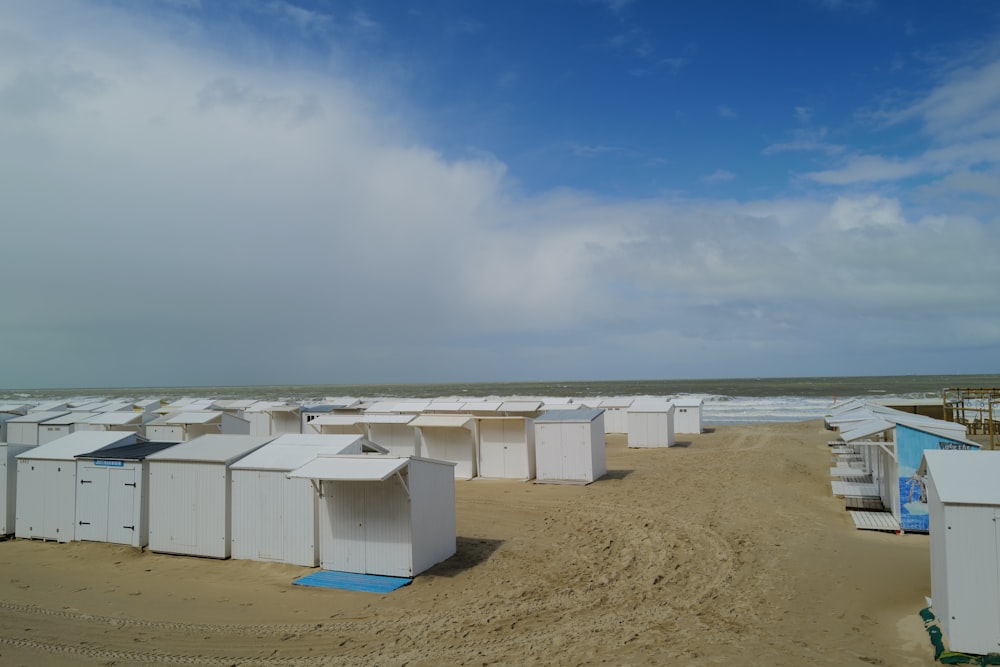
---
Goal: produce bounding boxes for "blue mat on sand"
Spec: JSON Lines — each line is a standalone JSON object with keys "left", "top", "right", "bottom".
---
{"left": 293, "top": 570, "right": 412, "bottom": 593}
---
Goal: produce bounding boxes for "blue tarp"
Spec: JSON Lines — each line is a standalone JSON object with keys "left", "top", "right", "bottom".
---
{"left": 292, "top": 570, "right": 412, "bottom": 593}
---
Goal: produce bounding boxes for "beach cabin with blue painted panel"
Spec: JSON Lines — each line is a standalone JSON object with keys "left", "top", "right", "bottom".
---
{"left": 146, "top": 434, "right": 274, "bottom": 558}
{"left": 74, "top": 441, "right": 180, "bottom": 548}
{"left": 627, "top": 400, "right": 676, "bottom": 448}
{"left": 230, "top": 433, "right": 369, "bottom": 567}
{"left": 6, "top": 411, "right": 70, "bottom": 446}
{"left": 410, "top": 414, "right": 477, "bottom": 480}
{"left": 15, "top": 431, "right": 141, "bottom": 542}
{"left": 918, "top": 450, "right": 1000, "bottom": 656}
{"left": 475, "top": 416, "right": 536, "bottom": 480}
{"left": 673, "top": 397, "right": 705, "bottom": 435}
{"left": 288, "top": 455, "right": 456, "bottom": 577}
{"left": 534, "top": 409, "right": 606, "bottom": 484}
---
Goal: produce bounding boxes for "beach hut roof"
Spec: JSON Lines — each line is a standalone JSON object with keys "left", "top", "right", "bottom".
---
{"left": 41, "top": 412, "right": 95, "bottom": 426}
{"left": 16, "top": 431, "right": 139, "bottom": 461}
{"left": 0, "top": 403, "right": 32, "bottom": 415}
{"left": 628, "top": 400, "right": 675, "bottom": 413}
{"left": 77, "top": 441, "right": 180, "bottom": 461}
{"left": 425, "top": 401, "right": 467, "bottom": 412}
{"left": 29, "top": 400, "right": 69, "bottom": 412}
{"left": 597, "top": 397, "right": 634, "bottom": 409}
{"left": 359, "top": 413, "right": 414, "bottom": 425}
{"left": 322, "top": 397, "right": 361, "bottom": 409}
{"left": 309, "top": 414, "right": 364, "bottom": 427}
{"left": 500, "top": 400, "right": 542, "bottom": 413}
{"left": 9, "top": 410, "right": 70, "bottom": 424}
{"left": 157, "top": 411, "right": 225, "bottom": 425}
{"left": 839, "top": 418, "right": 895, "bottom": 442}
{"left": 231, "top": 434, "right": 365, "bottom": 471}
{"left": 461, "top": 401, "right": 502, "bottom": 412}
{"left": 79, "top": 411, "right": 145, "bottom": 426}
{"left": 919, "top": 450, "right": 1000, "bottom": 505}
{"left": 288, "top": 455, "right": 412, "bottom": 482}
{"left": 410, "top": 414, "right": 474, "bottom": 429}
{"left": 673, "top": 397, "right": 704, "bottom": 407}
{"left": 144, "top": 434, "right": 274, "bottom": 464}
{"left": 535, "top": 408, "right": 604, "bottom": 423}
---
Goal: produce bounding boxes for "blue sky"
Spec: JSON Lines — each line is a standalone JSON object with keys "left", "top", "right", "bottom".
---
{"left": 1, "top": 0, "right": 999, "bottom": 388}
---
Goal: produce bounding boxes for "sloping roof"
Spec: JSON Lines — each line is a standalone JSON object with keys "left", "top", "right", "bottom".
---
{"left": 673, "top": 397, "right": 704, "bottom": 407}
{"left": 288, "top": 456, "right": 409, "bottom": 482}
{"left": 597, "top": 397, "right": 634, "bottom": 409}
{"left": 359, "top": 414, "right": 414, "bottom": 425}
{"left": 79, "top": 411, "right": 144, "bottom": 426}
{"left": 628, "top": 400, "right": 675, "bottom": 413}
{"left": 17, "top": 432, "right": 140, "bottom": 461}
{"left": 839, "top": 418, "right": 895, "bottom": 443}
{"left": 535, "top": 408, "right": 604, "bottom": 423}
{"left": 163, "top": 411, "right": 223, "bottom": 425}
{"left": 231, "top": 435, "right": 365, "bottom": 471}
{"left": 500, "top": 401, "right": 542, "bottom": 413}
{"left": 409, "top": 414, "right": 474, "bottom": 429}
{"left": 77, "top": 441, "right": 180, "bottom": 461}
{"left": 920, "top": 450, "right": 1000, "bottom": 505}
{"left": 309, "top": 414, "right": 364, "bottom": 427}
{"left": 8, "top": 410, "right": 70, "bottom": 424}
{"left": 144, "top": 435, "right": 274, "bottom": 464}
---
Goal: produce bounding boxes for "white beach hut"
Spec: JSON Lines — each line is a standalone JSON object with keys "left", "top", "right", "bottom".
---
{"left": 0, "top": 441, "right": 34, "bottom": 536}
{"left": 15, "top": 431, "right": 141, "bottom": 542}
{"left": 410, "top": 414, "right": 477, "bottom": 480}
{"left": 360, "top": 413, "right": 419, "bottom": 457}
{"left": 0, "top": 404, "right": 31, "bottom": 443}
{"left": 627, "top": 400, "right": 676, "bottom": 448}
{"left": 144, "top": 410, "right": 251, "bottom": 441}
{"left": 38, "top": 412, "right": 97, "bottom": 445}
{"left": 230, "top": 433, "right": 368, "bottom": 567}
{"left": 673, "top": 397, "right": 705, "bottom": 434}
{"left": 918, "top": 450, "right": 1000, "bottom": 655}
{"left": 307, "top": 414, "right": 365, "bottom": 435}
{"left": 596, "top": 398, "right": 633, "bottom": 434}
{"left": 475, "top": 416, "right": 536, "bottom": 480}
{"left": 533, "top": 409, "right": 607, "bottom": 484}
{"left": 245, "top": 402, "right": 302, "bottom": 436}
{"left": 6, "top": 411, "right": 70, "bottom": 446}
{"left": 74, "top": 441, "right": 180, "bottom": 548}
{"left": 145, "top": 434, "right": 274, "bottom": 558}
{"left": 288, "top": 455, "right": 456, "bottom": 577}
{"left": 75, "top": 410, "right": 147, "bottom": 434}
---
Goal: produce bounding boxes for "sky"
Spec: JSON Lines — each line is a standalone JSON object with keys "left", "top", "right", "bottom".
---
{"left": 1, "top": 0, "right": 999, "bottom": 389}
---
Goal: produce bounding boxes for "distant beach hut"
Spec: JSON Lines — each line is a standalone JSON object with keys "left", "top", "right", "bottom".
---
{"left": 230, "top": 433, "right": 368, "bottom": 566}
{"left": 359, "top": 414, "right": 418, "bottom": 457}
{"left": 627, "top": 400, "right": 676, "bottom": 448}
{"left": 0, "top": 441, "right": 34, "bottom": 536}
{"left": 673, "top": 397, "right": 705, "bottom": 434}
{"left": 74, "top": 410, "right": 147, "bottom": 435}
{"left": 144, "top": 410, "right": 251, "bottom": 441}
{"left": 460, "top": 400, "right": 503, "bottom": 417}
{"left": 500, "top": 400, "right": 543, "bottom": 418}
{"left": 410, "top": 414, "right": 477, "bottom": 480}
{"left": 306, "top": 414, "right": 365, "bottom": 436}
{"left": 145, "top": 435, "right": 274, "bottom": 558}
{"left": 533, "top": 409, "right": 607, "bottom": 484}
{"left": 596, "top": 398, "right": 633, "bottom": 434}
{"left": 74, "top": 440, "right": 180, "bottom": 548}
{"left": 918, "top": 450, "right": 1000, "bottom": 655}
{"left": 475, "top": 416, "right": 536, "bottom": 480}
{"left": 288, "top": 455, "right": 456, "bottom": 577}
{"left": 28, "top": 400, "right": 70, "bottom": 413}
{"left": 245, "top": 402, "right": 302, "bottom": 436}
{"left": 37, "top": 412, "right": 96, "bottom": 445}
{"left": 6, "top": 411, "right": 70, "bottom": 446}
{"left": 15, "top": 431, "right": 141, "bottom": 542}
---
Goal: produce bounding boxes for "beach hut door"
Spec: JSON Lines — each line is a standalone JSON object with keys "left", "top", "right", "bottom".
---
{"left": 107, "top": 468, "right": 137, "bottom": 545}
{"left": 76, "top": 466, "right": 110, "bottom": 542}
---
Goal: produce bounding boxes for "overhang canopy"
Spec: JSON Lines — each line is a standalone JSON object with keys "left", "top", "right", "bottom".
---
{"left": 288, "top": 456, "right": 408, "bottom": 482}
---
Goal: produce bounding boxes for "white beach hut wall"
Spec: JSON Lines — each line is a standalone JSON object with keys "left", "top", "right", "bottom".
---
{"left": 627, "top": 400, "right": 676, "bottom": 448}
{"left": 144, "top": 411, "right": 251, "bottom": 442}
{"left": 229, "top": 433, "right": 367, "bottom": 567}
{"left": 475, "top": 416, "right": 536, "bottom": 480}
{"left": 288, "top": 455, "right": 456, "bottom": 578}
{"left": 596, "top": 398, "right": 633, "bottom": 434}
{"left": 38, "top": 412, "right": 97, "bottom": 445}
{"left": 74, "top": 441, "right": 181, "bottom": 548}
{"left": 6, "top": 411, "right": 70, "bottom": 446}
{"left": 74, "top": 410, "right": 148, "bottom": 435}
{"left": 533, "top": 409, "right": 607, "bottom": 485}
{"left": 409, "top": 414, "right": 477, "bottom": 480}
{"left": 673, "top": 397, "right": 705, "bottom": 434}
{"left": 145, "top": 435, "right": 274, "bottom": 558}
{"left": 245, "top": 402, "right": 302, "bottom": 436}
{"left": 14, "top": 431, "right": 141, "bottom": 542}
{"left": 0, "top": 442, "right": 35, "bottom": 536}
{"left": 0, "top": 404, "right": 31, "bottom": 443}
{"left": 359, "top": 414, "right": 419, "bottom": 457}
{"left": 918, "top": 450, "right": 1000, "bottom": 655}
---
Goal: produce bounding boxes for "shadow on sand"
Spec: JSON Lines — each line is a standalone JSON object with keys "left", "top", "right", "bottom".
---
{"left": 426, "top": 537, "right": 504, "bottom": 578}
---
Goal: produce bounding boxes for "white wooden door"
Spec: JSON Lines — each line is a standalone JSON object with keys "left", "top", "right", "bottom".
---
{"left": 76, "top": 465, "right": 109, "bottom": 542}
{"left": 107, "top": 467, "right": 137, "bottom": 545}
{"left": 478, "top": 421, "right": 506, "bottom": 477}
{"left": 324, "top": 481, "right": 366, "bottom": 572}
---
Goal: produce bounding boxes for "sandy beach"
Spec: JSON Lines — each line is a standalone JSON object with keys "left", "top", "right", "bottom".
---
{"left": 0, "top": 420, "right": 937, "bottom": 666}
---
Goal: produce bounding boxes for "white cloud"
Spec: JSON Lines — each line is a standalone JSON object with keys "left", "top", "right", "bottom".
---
{"left": 717, "top": 104, "right": 736, "bottom": 119}
{"left": 701, "top": 169, "right": 735, "bottom": 184}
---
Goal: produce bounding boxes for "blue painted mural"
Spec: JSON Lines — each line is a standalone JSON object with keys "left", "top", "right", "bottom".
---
{"left": 897, "top": 424, "right": 978, "bottom": 531}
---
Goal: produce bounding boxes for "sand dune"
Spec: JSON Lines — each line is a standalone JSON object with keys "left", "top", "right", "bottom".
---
{"left": 0, "top": 421, "right": 936, "bottom": 665}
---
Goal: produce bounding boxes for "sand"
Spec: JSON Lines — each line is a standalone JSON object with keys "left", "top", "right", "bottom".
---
{"left": 0, "top": 420, "right": 938, "bottom": 666}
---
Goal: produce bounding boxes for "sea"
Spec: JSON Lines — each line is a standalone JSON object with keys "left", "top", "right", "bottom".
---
{"left": 4, "top": 374, "right": 999, "bottom": 426}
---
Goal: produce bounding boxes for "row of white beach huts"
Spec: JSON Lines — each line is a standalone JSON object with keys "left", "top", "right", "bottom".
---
{"left": 0, "top": 395, "right": 702, "bottom": 579}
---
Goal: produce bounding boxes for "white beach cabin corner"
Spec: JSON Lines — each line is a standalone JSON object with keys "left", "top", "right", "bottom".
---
{"left": 6, "top": 411, "right": 71, "bottom": 446}
{"left": 145, "top": 434, "right": 274, "bottom": 558}
{"left": 533, "top": 408, "right": 607, "bottom": 485}
{"left": 475, "top": 416, "right": 536, "bottom": 480}
{"left": 289, "top": 455, "right": 457, "bottom": 578}
{"left": 918, "top": 450, "right": 1000, "bottom": 656}
{"left": 144, "top": 410, "right": 251, "bottom": 442}
{"left": 410, "top": 414, "right": 477, "bottom": 480}
{"left": 15, "top": 431, "right": 142, "bottom": 542}
{"left": 74, "top": 440, "right": 182, "bottom": 548}
{"left": 673, "top": 397, "right": 705, "bottom": 435}
{"left": 229, "top": 433, "right": 369, "bottom": 567}
{"left": 626, "top": 400, "right": 676, "bottom": 448}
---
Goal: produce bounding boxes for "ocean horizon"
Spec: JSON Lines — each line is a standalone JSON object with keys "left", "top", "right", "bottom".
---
{"left": 4, "top": 373, "right": 998, "bottom": 426}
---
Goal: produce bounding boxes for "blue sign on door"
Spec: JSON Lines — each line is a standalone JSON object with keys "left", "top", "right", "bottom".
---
{"left": 94, "top": 460, "right": 125, "bottom": 467}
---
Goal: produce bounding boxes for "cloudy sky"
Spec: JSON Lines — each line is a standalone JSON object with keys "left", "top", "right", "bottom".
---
{"left": 2, "top": 0, "right": 999, "bottom": 389}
